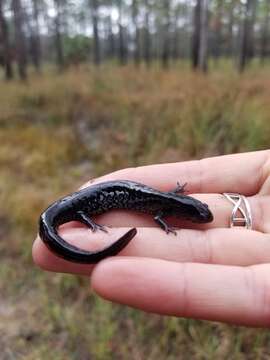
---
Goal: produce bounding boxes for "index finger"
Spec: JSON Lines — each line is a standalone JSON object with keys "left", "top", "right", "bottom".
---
{"left": 89, "top": 150, "right": 270, "bottom": 195}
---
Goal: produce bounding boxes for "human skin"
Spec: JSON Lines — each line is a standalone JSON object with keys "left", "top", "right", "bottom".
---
{"left": 33, "top": 150, "right": 270, "bottom": 327}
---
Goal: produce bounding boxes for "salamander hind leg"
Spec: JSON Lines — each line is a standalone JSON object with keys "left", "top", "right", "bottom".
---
{"left": 170, "top": 181, "right": 187, "bottom": 194}
{"left": 154, "top": 213, "right": 177, "bottom": 236}
{"left": 76, "top": 211, "right": 108, "bottom": 233}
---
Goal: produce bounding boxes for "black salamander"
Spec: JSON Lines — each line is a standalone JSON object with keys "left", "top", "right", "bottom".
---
{"left": 39, "top": 180, "right": 213, "bottom": 264}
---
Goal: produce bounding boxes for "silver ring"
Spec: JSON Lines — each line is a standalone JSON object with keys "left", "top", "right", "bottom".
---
{"left": 223, "top": 193, "right": 252, "bottom": 230}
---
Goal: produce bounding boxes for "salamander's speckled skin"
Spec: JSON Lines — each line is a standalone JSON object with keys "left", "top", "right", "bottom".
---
{"left": 39, "top": 180, "right": 213, "bottom": 264}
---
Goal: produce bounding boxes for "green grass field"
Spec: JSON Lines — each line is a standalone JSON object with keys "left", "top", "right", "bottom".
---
{"left": 1, "top": 64, "right": 270, "bottom": 359}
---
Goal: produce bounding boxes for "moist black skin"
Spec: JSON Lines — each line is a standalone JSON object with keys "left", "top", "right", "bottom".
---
{"left": 39, "top": 180, "right": 213, "bottom": 264}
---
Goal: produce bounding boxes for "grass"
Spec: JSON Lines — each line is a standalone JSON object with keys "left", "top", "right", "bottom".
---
{"left": 1, "top": 63, "right": 270, "bottom": 359}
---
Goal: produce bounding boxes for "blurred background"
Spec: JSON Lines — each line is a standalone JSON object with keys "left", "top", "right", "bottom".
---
{"left": 1, "top": 0, "right": 270, "bottom": 358}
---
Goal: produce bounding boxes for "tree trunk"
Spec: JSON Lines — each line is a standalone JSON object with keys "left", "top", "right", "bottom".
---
{"left": 54, "top": 0, "right": 64, "bottom": 69}
{"left": 198, "top": 0, "right": 208, "bottom": 72}
{"left": 172, "top": 28, "right": 179, "bottom": 60}
{"left": 105, "top": 15, "right": 115, "bottom": 60}
{"left": 0, "top": 0, "right": 13, "bottom": 79}
{"left": 31, "top": 0, "right": 42, "bottom": 72}
{"left": 192, "top": 0, "right": 208, "bottom": 72}
{"left": 162, "top": 0, "right": 170, "bottom": 68}
{"left": 118, "top": 24, "right": 127, "bottom": 65}
{"left": 172, "top": 5, "right": 182, "bottom": 60}
{"left": 261, "top": 0, "right": 270, "bottom": 63}
{"left": 12, "top": 0, "right": 27, "bottom": 80}
{"left": 91, "top": 0, "right": 100, "bottom": 65}
{"left": 192, "top": 0, "right": 201, "bottom": 69}
{"left": 227, "top": 0, "right": 236, "bottom": 57}
{"left": 212, "top": 0, "right": 223, "bottom": 60}
{"left": 118, "top": 0, "right": 127, "bottom": 65}
{"left": 249, "top": 0, "right": 257, "bottom": 58}
{"left": 143, "top": 0, "right": 151, "bottom": 66}
{"left": 132, "top": 0, "right": 140, "bottom": 65}
{"left": 239, "top": 0, "right": 257, "bottom": 72}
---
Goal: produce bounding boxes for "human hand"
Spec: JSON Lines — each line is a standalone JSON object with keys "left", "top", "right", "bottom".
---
{"left": 33, "top": 150, "right": 270, "bottom": 327}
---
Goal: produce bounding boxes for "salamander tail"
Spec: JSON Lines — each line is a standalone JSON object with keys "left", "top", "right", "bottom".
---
{"left": 39, "top": 211, "right": 137, "bottom": 264}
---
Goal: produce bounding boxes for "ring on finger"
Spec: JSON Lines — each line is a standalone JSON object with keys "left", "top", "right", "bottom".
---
{"left": 223, "top": 193, "right": 252, "bottom": 230}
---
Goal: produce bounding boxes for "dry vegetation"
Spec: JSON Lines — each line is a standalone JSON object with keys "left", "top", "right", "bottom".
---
{"left": 1, "top": 64, "right": 270, "bottom": 359}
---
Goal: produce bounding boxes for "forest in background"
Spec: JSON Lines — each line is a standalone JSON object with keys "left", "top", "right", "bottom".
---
{"left": 0, "top": 0, "right": 270, "bottom": 80}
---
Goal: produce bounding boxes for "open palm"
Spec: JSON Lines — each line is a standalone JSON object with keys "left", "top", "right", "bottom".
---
{"left": 33, "top": 150, "right": 270, "bottom": 327}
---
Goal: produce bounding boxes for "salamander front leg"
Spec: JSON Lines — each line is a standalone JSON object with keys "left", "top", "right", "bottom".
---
{"left": 154, "top": 214, "right": 177, "bottom": 236}
{"left": 77, "top": 211, "right": 108, "bottom": 233}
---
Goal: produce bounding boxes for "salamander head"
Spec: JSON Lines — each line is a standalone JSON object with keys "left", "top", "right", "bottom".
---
{"left": 191, "top": 202, "right": 213, "bottom": 223}
{"left": 168, "top": 195, "right": 214, "bottom": 224}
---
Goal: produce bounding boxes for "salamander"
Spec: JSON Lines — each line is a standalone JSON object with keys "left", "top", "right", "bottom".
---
{"left": 39, "top": 180, "right": 213, "bottom": 264}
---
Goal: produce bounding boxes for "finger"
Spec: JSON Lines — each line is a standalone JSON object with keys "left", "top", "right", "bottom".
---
{"left": 180, "top": 193, "right": 270, "bottom": 234}
{"left": 191, "top": 193, "right": 270, "bottom": 234}
{"left": 32, "top": 236, "right": 94, "bottom": 276}
{"left": 33, "top": 225, "right": 270, "bottom": 276}
{"left": 50, "top": 193, "right": 269, "bottom": 233}
{"left": 118, "top": 228, "right": 270, "bottom": 266}
{"left": 32, "top": 227, "right": 132, "bottom": 275}
{"left": 84, "top": 150, "right": 270, "bottom": 195}
{"left": 91, "top": 258, "right": 270, "bottom": 327}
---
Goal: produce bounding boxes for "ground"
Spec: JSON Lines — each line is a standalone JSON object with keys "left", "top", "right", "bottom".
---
{"left": 1, "top": 64, "right": 270, "bottom": 359}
